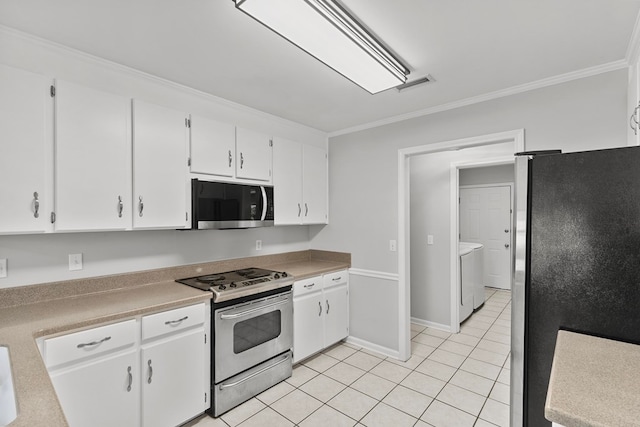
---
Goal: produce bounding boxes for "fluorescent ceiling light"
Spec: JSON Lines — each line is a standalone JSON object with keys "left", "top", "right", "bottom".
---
{"left": 234, "top": 0, "right": 409, "bottom": 94}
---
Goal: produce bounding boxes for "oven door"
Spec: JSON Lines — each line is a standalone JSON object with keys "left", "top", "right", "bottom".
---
{"left": 214, "top": 291, "right": 292, "bottom": 383}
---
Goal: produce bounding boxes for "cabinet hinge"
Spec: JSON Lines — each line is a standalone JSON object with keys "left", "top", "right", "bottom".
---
{"left": 269, "top": 139, "right": 273, "bottom": 147}
{"left": 269, "top": 169, "right": 272, "bottom": 177}
{"left": 205, "top": 393, "right": 207, "bottom": 403}
{"left": 186, "top": 212, "right": 188, "bottom": 221}
{"left": 187, "top": 157, "right": 191, "bottom": 167}
{"left": 50, "top": 85, "right": 56, "bottom": 97}
{"left": 50, "top": 211, "right": 56, "bottom": 224}
{"left": 185, "top": 118, "right": 191, "bottom": 128}
{"left": 204, "top": 333, "right": 207, "bottom": 344}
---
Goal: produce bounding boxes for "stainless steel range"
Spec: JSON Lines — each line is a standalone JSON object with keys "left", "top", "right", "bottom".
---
{"left": 177, "top": 267, "right": 294, "bottom": 416}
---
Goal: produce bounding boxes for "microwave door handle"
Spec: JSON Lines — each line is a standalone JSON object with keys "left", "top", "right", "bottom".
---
{"left": 260, "top": 186, "right": 267, "bottom": 221}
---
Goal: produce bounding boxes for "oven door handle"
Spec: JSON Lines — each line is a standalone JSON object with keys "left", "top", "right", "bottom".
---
{"left": 218, "top": 353, "right": 290, "bottom": 390}
{"left": 219, "top": 299, "right": 288, "bottom": 320}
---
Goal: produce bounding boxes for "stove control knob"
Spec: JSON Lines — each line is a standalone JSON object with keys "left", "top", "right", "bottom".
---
{"left": 274, "top": 273, "right": 280, "bottom": 279}
{"left": 281, "top": 272, "right": 288, "bottom": 277}
{"left": 230, "top": 283, "right": 237, "bottom": 288}
{"left": 219, "top": 285, "right": 226, "bottom": 290}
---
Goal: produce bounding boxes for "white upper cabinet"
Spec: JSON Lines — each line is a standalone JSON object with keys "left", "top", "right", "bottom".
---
{"left": 235, "top": 127, "right": 272, "bottom": 182}
{"left": 0, "top": 64, "right": 54, "bottom": 234}
{"left": 132, "top": 100, "right": 189, "bottom": 229}
{"left": 302, "top": 144, "right": 328, "bottom": 224}
{"left": 189, "top": 114, "right": 235, "bottom": 177}
{"left": 54, "top": 80, "right": 132, "bottom": 231}
{"left": 273, "top": 138, "right": 303, "bottom": 224}
{"left": 273, "top": 138, "right": 327, "bottom": 225}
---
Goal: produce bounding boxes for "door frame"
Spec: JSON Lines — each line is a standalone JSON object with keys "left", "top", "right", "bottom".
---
{"left": 452, "top": 171, "right": 514, "bottom": 332}
{"left": 397, "top": 129, "right": 524, "bottom": 360}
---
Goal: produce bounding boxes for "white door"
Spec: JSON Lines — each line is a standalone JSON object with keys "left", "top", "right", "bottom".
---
{"left": 50, "top": 350, "right": 139, "bottom": 427}
{"left": 273, "top": 137, "right": 303, "bottom": 224}
{"left": 189, "top": 115, "right": 235, "bottom": 177}
{"left": 460, "top": 185, "right": 512, "bottom": 289}
{"left": 54, "top": 80, "right": 131, "bottom": 231}
{"left": 132, "top": 100, "right": 189, "bottom": 229}
{"left": 235, "top": 127, "right": 272, "bottom": 182}
{"left": 0, "top": 64, "right": 53, "bottom": 234}
{"left": 141, "top": 330, "right": 205, "bottom": 427}
{"left": 302, "top": 145, "right": 328, "bottom": 224}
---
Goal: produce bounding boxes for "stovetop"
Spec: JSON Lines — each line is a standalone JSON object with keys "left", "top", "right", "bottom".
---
{"left": 176, "top": 267, "right": 294, "bottom": 303}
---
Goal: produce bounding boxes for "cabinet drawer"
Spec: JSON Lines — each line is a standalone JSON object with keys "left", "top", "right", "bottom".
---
{"left": 44, "top": 319, "right": 136, "bottom": 368}
{"left": 323, "top": 270, "right": 348, "bottom": 288}
{"left": 142, "top": 303, "right": 205, "bottom": 341}
{"left": 293, "top": 276, "right": 323, "bottom": 297}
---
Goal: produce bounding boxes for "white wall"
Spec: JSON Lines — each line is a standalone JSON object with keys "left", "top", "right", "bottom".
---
{"left": 313, "top": 69, "right": 627, "bottom": 347}
{"left": 0, "top": 27, "right": 326, "bottom": 288}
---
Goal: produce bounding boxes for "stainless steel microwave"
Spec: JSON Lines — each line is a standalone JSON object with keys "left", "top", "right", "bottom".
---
{"left": 191, "top": 179, "right": 274, "bottom": 229}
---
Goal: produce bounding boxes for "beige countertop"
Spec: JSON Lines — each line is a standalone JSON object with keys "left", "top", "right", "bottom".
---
{"left": 0, "top": 250, "right": 350, "bottom": 427}
{"left": 545, "top": 330, "right": 640, "bottom": 427}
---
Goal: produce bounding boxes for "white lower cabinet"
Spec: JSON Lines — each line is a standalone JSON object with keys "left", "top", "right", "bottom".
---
{"left": 293, "top": 270, "right": 349, "bottom": 364}
{"left": 41, "top": 303, "right": 208, "bottom": 427}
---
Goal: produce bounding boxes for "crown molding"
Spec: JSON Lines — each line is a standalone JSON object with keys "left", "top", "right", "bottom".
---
{"left": 0, "top": 24, "right": 327, "bottom": 138}
{"left": 329, "top": 60, "right": 628, "bottom": 138}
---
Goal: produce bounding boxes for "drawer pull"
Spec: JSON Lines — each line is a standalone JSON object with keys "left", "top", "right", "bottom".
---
{"left": 303, "top": 283, "right": 315, "bottom": 289}
{"left": 332, "top": 277, "right": 342, "bottom": 281}
{"left": 76, "top": 336, "right": 111, "bottom": 349}
{"left": 164, "top": 316, "right": 188, "bottom": 325}
{"left": 147, "top": 359, "right": 153, "bottom": 384}
{"left": 318, "top": 301, "right": 322, "bottom": 316}
{"left": 326, "top": 299, "right": 330, "bottom": 314}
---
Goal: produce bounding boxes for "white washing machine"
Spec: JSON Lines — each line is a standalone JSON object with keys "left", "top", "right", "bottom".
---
{"left": 460, "top": 242, "right": 485, "bottom": 310}
{"left": 459, "top": 244, "right": 474, "bottom": 323}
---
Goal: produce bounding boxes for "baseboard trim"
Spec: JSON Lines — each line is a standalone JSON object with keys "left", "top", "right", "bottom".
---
{"left": 410, "top": 317, "right": 454, "bottom": 333}
{"left": 345, "top": 336, "right": 400, "bottom": 360}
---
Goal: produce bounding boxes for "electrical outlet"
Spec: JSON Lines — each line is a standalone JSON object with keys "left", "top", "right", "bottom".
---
{"left": 69, "top": 253, "right": 83, "bottom": 271}
{"left": 427, "top": 235, "right": 434, "bottom": 245}
{"left": 256, "top": 240, "right": 262, "bottom": 251}
{"left": 389, "top": 240, "right": 397, "bottom": 252}
{"left": 0, "top": 259, "right": 7, "bottom": 278}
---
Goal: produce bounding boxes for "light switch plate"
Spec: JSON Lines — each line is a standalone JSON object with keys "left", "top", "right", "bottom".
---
{"left": 69, "top": 253, "right": 83, "bottom": 271}
{"left": 427, "top": 235, "right": 434, "bottom": 245}
{"left": 0, "top": 259, "right": 7, "bottom": 278}
{"left": 389, "top": 240, "right": 397, "bottom": 252}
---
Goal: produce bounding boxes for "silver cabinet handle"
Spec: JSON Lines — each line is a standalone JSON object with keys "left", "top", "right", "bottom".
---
{"left": 228, "top": 150, "right": 232, "bottom": 168}
{"left": 318, "top": 301, "right": 322, "bottom": 316}
{"left": 147, "top": 359, "right": 153, "bottom": 384}
{"left": 117, "top": 196, "right": 123, "bottom": 218}
{"left": 165, "top": 315, "right": 188, "bottom": 325}
{"left": 219, "top": 354, "right": 290, "bottom": 390}
{"left": 127, "top": 366, "right": 132, "bottom": 392}
{"left": 305, "top": 203, "right": 309, "bottom": 217}
{"left": 303, "top": 283, "right": 315, "bottom": 289}
{"left": 33, "top": 192, "right": 40, "bottom": 218}
{"left": 326, "top": 299, "right": 330, "bottom": 314}
{"left": 332, "top": 277, "right": 342, "bottom": 282}
{"left": 505, "top": 243, "right": 510, "bottom": 248}
{"left": 240, "top": 152, "right": 244, "bottom": 169}
{"left": 632, "top": 104, "right": 640, "bottom": 135}
{"left": 504, "top": 229, "right": 509, "bottom": 233}
{"left": 77, "top": 336, "right": 111, "bottom": 348}
{"left": 220, "top": 299, "right": 288, "bottom": 320}
{"left": 138, "top": 196, "right": 144, "bottom": 217}
{"left": 298, "top": 203, "right": 301, "bottom": 217}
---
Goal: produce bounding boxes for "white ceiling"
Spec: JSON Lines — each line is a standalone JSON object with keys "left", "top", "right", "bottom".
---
{"left": 1, "top": 0, "right": 639, "bottom": 133}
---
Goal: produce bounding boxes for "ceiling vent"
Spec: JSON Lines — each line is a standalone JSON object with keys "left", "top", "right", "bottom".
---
{"left": 396, "top": 75, "right": 433, "bottom": 92}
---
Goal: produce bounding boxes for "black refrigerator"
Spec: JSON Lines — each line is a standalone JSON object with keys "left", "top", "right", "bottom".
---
{"left": 516, "top": 146, "right": 640, "bottom": 426}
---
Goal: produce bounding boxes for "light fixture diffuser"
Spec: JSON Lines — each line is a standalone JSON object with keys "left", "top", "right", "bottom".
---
{"left": 234, "top": 0, "right": 409, "bottom": 94}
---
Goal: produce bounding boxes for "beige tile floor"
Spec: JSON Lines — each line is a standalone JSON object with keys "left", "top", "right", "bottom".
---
{"left": 187, "top": 288, "right": 511, "bottom": 427}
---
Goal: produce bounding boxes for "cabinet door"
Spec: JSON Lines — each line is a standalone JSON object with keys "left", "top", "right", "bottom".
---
{"left": 293, "top": 291, "right": 324, "bottom": 363}
{"left": 236, "top": 127, "right": 272, "bottom": 182}
{"left": 55, "top": 80, "right": 131, "bottom": 231}
{"left": 273, "top": 138, "right": 303, "bottom": 225}
{"left": 190, "top": 115, "right": 235, "bottom": 177}
{"left": 628, "top": 60, "right": 640, "bottom": 146}
{"left": 141, "top": 329, "right": 205, "bottom": 427}
{"left": 302, "top": 145, "right": 328, "bottom": 224}
{"left": 0, "top": 64, "right": 53, "bottom": 234}
{"left": 50, "top": 350, "right": 139, "bottom": 427}
{"left": 132, "top": 100, "right": 189, "bottom": 229}
{"left": 324, "top": 284, "right": 349, "bottom": 346}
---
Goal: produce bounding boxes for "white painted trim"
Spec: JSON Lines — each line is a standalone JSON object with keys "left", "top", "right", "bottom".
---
{"left": 349, "top": 268, "right": 399, "bottom": 282}
{"left": 345, "top": 336, "right": 399, "bottom": 360}
{"left": 460, "top": 182, "right": 514, "bottom": 190}
{"left": 398, "top": 129, "right": 524, "bottom": 366}
{"left": 329, "top": 61, "right": 627, "bottom": 137}
{"left": 0, "top": 24, "right": 327, "bottom": 138}
{"left": 626, "top": 10, "right": 640, "bottom": 67}
{"left": 410, "top": 317, "right": 451, "bottom": 333}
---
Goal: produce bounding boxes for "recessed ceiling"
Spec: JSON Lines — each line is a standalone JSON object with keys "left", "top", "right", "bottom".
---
{"left": 0, "top": 0, "right": 638, "bottom": 133}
